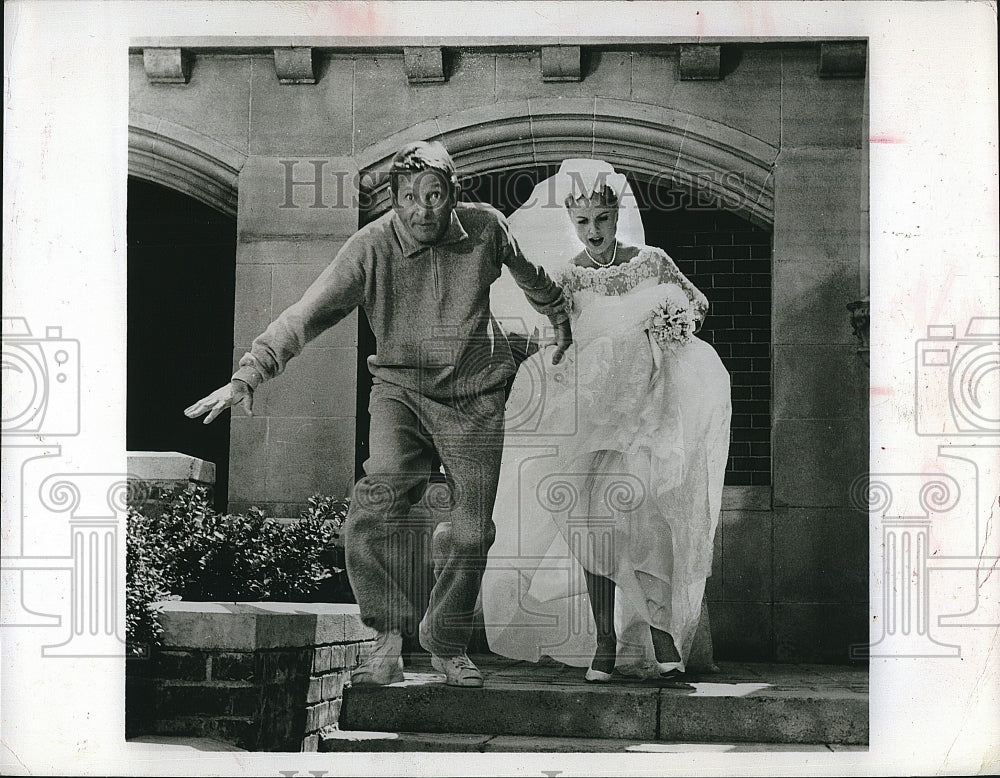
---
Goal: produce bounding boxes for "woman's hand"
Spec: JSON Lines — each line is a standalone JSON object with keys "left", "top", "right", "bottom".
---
{"left": 184, "top": 380, "right": 254, "bottom": 424}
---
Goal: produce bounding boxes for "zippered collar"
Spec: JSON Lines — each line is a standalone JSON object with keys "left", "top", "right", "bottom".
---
{"left": 391, "top": 209, "right": 469, "bottom": 257}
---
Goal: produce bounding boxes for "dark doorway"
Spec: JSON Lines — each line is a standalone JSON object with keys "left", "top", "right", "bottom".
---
{"left": 630, "top": 178, "right": 773, "bottom": 486}
{"left": 127, "top": 178, "right": 237, "bottom": 511}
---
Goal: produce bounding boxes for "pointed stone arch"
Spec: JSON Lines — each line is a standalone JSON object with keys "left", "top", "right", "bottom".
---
{"left": 355, "top": 98, "right": 778, "bottom": 228}
{"left": 128, "top": 112, "right": 245, "bottom": 217}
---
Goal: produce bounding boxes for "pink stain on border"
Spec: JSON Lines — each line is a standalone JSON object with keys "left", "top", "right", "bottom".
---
{"left": 870, "top": 386, "right": 895, "bottom": 396}
{"left": 870, "top": 134, "right": 905, "bottom": 144}
{"left": 308, "top": 1, "right": 383, "bottom": 36}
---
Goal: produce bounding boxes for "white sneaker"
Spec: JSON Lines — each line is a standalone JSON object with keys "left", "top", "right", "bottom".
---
{"left": 351, "top": 631, "right": 403, "bottom": 686}
{"left": 430, "top": 652, "right": 484, "bottom": 687}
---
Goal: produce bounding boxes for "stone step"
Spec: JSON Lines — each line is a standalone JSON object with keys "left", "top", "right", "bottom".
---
{"left": 320, "top": 730, "right": 867, "bottom": 753}
{"left": 339, "top": 656, "right": 868, "bottom": 746}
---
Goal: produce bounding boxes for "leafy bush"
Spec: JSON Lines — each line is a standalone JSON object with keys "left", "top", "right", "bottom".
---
{"left": 126, "top": 486, "right": 350, "bottom": 655}
{"left": 300, "top": 493, "right": 350, "bottom": 546}
{"left": 126, "top": 504, "right": 177, "bottom": 654}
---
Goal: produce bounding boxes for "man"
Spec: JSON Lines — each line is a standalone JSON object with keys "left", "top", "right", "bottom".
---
{"left": 185, "top": 141, "right": 572, "bottom": 687}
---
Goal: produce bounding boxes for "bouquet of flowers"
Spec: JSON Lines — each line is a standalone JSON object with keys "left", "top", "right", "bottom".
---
{"left": 648, "top": 285, "right": 698, "bottom": 350}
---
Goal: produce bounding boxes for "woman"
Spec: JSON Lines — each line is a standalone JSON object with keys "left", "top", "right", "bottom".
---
{"left": 482, "top": 160, "right": 731, "bottom": 681}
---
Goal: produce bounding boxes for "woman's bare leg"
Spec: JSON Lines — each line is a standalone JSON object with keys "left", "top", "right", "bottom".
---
{"left": 650, "top": 626, "right": 684, "bottom": 677}
{"left": 583, "top": 569, "right": 617, "bottom": 678}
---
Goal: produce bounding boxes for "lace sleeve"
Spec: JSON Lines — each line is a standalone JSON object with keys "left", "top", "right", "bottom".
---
{"left": 553, "top": 266, "right": 577, "bottom": 314}
{"left": 649, "top": 248, "right": 709, "bottom": 321}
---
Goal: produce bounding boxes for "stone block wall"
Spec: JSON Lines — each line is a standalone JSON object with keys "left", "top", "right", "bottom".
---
{"left": 227, "top": 155, "right": 361, "bottom": 517}
{"left": 126, "top": 602, "right": 375, "bottom": 751}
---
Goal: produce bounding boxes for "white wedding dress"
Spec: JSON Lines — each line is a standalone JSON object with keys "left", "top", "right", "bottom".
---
{"left": 482, "top": 247, "right": 731, "bottom": 674}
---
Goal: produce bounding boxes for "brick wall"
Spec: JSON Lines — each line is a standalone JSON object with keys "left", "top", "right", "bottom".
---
{"left": 639, "top": 196, "right": 773, "bottom": 487}
{"left": 126, "top": 602, "right": 376, "bottom": 751}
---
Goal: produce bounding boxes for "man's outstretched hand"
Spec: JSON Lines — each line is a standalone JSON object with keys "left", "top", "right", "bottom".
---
{"left": 184, "top": 380, "right": 254, "bottom": 424}
{"left": 550, "top": 319, "right": 573, "bottom": 366}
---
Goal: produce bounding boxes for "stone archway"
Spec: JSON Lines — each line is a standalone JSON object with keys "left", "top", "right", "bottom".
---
{"left": 128, "top": 112, "right": 245, "bottom": 218}
{"left": 355, "top": 99, "right": 778, "bottom": 228}
{"left": 126, "top": 116, "right": 242, "bottom": 509}
{"left": 351, "top": 101, "right": 779, "bottom": 491}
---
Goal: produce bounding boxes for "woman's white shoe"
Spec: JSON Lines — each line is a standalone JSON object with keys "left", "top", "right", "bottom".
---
{"left": 584, "top": 667, "right": 613, "bottom": 683}
{"left": 656, "top": 661, "right": 684, "bottom": 679}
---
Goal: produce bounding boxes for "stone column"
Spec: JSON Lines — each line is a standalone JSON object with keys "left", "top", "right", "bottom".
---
{"left": 229, "top": 156, "right": 360, "bottom": 516}
{"left": 769, "top": 47, "right": 869, "bottom": 662}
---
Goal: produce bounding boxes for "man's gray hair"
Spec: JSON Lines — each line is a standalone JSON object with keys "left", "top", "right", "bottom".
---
{"left": 389, "top": 140, "right": 460, "bottom": 196}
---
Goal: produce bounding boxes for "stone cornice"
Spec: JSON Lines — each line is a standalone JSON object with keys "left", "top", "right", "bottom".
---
{"left": 152, "top": 601, "right": 373, "bottom": 650}
{"left": 273, "top": 47, "right": 316, "bottom": 84}
{"left": 129, "top": 37, "right": 866, "bottom": 52}
{"left": 679, "top": 44, "right": 721, "bottom": 81}
{"left": 136, "top": 40, "right": 866, "bottom": 87}
{"left": 819, "top": 41, "right": 868, "bottom": 78}
{"left": 142, "top": 48, "right": 191, "bottom": 84}
{"left": 540, "top": 46, "right": 581, "bottom": 82}
{"left": 403, "top": 46, "right": 446, "bottom": 83}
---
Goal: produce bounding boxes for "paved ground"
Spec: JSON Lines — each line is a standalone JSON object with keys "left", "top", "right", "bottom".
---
{"left": 336, "top": 654, "right": 868, "bottom": 749}
{"left": 127, "top": 735, "right": 247, "bottom": 752}
{"left": 130, "top": 732, "right": 866, "bottom": 753}
{"left": 396, "top": 653, "right": 869, "bottom": 692}
{"left": 126, "top": 655, "right": 869, "bottom": 753}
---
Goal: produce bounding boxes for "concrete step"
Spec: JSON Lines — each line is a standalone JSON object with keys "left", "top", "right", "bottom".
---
{"left": 320, "top": 730, "right": 867, "bottom": 753}
{"left": 339, "top": 656, "right": 868, "bottom": 746}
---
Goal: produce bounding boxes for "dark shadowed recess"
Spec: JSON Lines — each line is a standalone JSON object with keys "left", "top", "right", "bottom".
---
{"left": 127, "top": 177, "right": 236, "bottom": 511}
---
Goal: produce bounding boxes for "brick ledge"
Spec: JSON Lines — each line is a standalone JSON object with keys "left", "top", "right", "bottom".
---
{"left": 152, "top": 601, "right": 374, "bottom": 651}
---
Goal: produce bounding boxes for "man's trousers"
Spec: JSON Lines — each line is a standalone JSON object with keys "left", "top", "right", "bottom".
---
{"left": 343, "top": 379, "right": 505, "bottom": 657}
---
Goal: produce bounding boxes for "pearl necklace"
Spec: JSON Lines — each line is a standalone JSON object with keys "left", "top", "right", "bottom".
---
{"left": 585, "top": 240, "right": 618, "bottom": 268}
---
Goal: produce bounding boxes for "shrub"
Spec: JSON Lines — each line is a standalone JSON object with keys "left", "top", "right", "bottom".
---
{"left": 125, "top": 504, "right": 177, "bottom": 655}
{"left": 300, "top": 493, "right": 350, "bottom": 546}
{"left": 126, "top": 486, "right": 349, "bottom": 655}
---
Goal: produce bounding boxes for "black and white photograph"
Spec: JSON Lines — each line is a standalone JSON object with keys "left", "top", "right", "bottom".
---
{"left": 2, "top": 2, "right": 997, "bottom": 776}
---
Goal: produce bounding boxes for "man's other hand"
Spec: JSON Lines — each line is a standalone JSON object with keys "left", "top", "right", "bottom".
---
{"left": 550, "top": 319, "right": 573, "bottom": 366}
{"left": 184, "top": 380, "right": 254, "bottom": 424}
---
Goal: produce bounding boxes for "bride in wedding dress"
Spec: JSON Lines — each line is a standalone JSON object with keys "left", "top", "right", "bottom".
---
{"left": 481, "top": 159, "right": 732, "bottom": 681}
